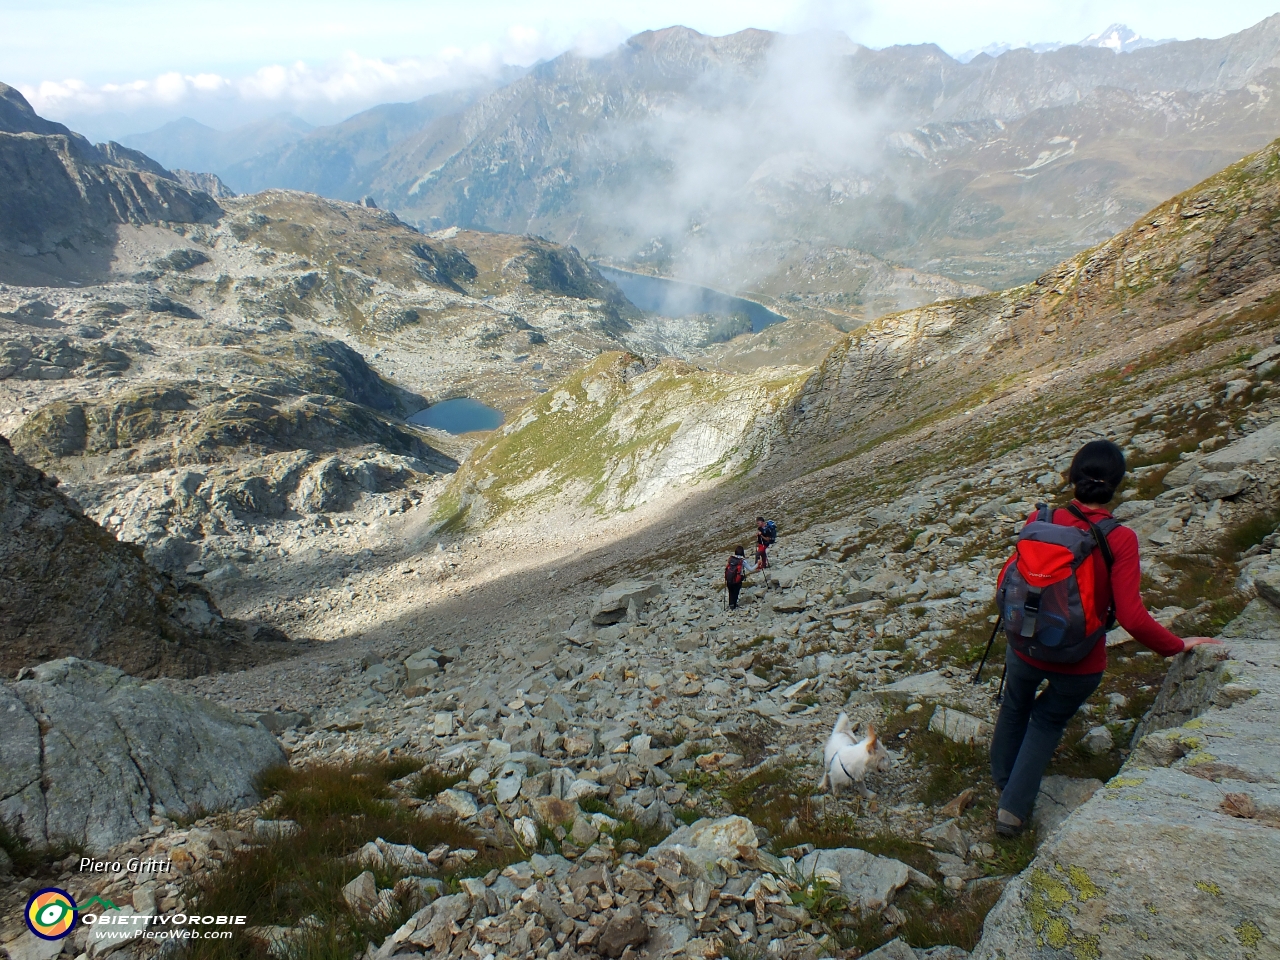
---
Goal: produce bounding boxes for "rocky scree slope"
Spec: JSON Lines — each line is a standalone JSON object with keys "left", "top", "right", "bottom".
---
{"left": 86, "top": 378, "right": 1280, "bottom": 960}
{"left": 7, "top": 186, "right": 1280, "bottom": 960}
{"left": 0, "top": 434, "right": 293, "bottom": 678}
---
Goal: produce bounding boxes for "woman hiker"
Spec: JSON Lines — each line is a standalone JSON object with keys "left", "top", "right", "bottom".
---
{"left": 989, "top": 439, "right": 1222, "bottom": 837}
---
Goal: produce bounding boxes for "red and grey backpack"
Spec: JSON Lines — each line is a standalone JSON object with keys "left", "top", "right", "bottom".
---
{"left": 996, "top": 503, "right": 1118, "bottom": 663}
{"left": 725, "top": 556, "right": 746, "bottom": 586}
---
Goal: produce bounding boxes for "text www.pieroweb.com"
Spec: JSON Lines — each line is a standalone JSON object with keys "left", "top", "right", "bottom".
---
{"left": 83, "top": 914, "right": 247, "bottom": 941}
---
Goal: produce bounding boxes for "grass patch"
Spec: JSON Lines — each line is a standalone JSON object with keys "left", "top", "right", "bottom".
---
{"left": 1225, "top": 509, "right": 1280, "bottom": 556}
{"left": 712, "top": 764, "right": 935, "bottom": 872}
{"left": 411, "top": 766, "right": 469, "bottom": 800}
{"left": 185, "top": 760, "right": 512, "bottom": 960}
{"left": 832, "top": 885, "right": 1004, "bottom": 955}
{"left": 577, "top": 798, "right": 671, "bottom": 854}
{"left": 880, "top": 706, "right": 989, "bottom": 808}
{"left": 0, "top": 820, "right": 83, "bottom": 878}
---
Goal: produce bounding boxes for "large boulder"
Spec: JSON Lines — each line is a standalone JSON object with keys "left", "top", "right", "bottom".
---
{"left": 796, "top": 847, "right": 911, "bottom": 911}
{"left": 589, "top": 580, "right": 663, "bottom": 625}
{"left": 1031, "top": 776, "right": 1103, "bottom": 840}
{"left": 0, "top": 658, "right": 285, "bottom": 852}
{"left": 652, "top": 815, "right": 757, "bottom": 874}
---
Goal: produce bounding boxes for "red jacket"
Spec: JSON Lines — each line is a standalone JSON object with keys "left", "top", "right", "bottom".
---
{"left": 1014, "top": 502, "right": 1184, "bottom": 675}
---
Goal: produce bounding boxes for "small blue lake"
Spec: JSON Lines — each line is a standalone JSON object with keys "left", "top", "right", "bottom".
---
{"left": 408, "top": 398, "right": 503, "bottom": 434}
{"left": 596, "top": 266, "right": 787, "bottom": 333}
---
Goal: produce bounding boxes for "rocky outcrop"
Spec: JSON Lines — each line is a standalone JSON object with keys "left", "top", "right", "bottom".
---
{"left": 170, "top": 169, "right": 236, "bottom": 198}
{"left": 972, "top": 602, "right": 1280, "bottom": 959}
{"left": 0, "top": 132, "right": 219, "bottom": 258}
{"left": 0, "top": 434, "right": 292, "bottom": 678}
{"left": 0, "top": 658, "right": 284, "bottom": 853}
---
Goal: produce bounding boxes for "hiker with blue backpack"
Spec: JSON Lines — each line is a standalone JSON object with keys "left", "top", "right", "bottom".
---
{"left": 756, "top": 516, "right": 777, "bottom": 569}
{"left": 976, "top": 439, "right": 1221, "bottom": 837}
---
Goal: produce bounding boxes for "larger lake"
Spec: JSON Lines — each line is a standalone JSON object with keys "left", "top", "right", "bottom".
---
{"left": 596, "top": 266, "right": 787, "bottom": 333}
{"left": 408, "top": 397, "right": 503, "bottom": 434}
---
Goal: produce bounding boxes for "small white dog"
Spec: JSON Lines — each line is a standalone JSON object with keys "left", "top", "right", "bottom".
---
{"left": 819, "top": 712, "right": 892, "bottom": 798}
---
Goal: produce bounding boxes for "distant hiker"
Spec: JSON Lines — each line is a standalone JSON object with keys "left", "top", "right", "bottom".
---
{"left": 756, "top": 516, "right": 777, "bottom": 569}
{"left": 985, "top": 439, "right": 1221, "bottom": 837}
{"left": 725, "top": 547, "right": 748, "bottom": 609}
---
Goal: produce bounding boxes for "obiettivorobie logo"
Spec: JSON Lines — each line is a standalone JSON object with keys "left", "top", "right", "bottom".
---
{"left": 26, "top": 887, "right": 247, "bottom": 946}
{"left": 25, "top": 889, "right": 119, "bottom": 940}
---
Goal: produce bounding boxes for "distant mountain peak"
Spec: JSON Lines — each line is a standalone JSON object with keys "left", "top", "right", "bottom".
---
{"left": 1079, "top": 23, "right": 1174, "bottom": 53}
{"left": 957, "top": 22, "right": 1176, "bottom": 62}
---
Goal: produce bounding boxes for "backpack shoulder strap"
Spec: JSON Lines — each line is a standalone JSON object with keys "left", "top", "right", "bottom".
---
{"left": 1035, "top": 503, "right": 1052, "bottom": 523}
{"left": 1066, "top": 503, "right": 1115, "bottom": 569}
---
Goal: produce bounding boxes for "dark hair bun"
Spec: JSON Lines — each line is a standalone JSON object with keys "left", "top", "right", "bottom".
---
{"left": 1068, "top": 439, "right": 1126, "bottom": 504}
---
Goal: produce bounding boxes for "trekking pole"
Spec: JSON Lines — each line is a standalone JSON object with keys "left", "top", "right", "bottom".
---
{"left": 972, "top": 614, "right": 1004, "bottom": 684}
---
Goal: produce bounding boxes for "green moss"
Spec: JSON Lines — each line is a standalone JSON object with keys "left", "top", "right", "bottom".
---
{"left": 1236, "top": 919, "right": 1264, "bottom": 948}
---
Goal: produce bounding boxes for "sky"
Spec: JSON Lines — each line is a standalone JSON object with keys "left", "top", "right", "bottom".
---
{"left": 4, "top": 0, "right": 1279, "bottom": 139}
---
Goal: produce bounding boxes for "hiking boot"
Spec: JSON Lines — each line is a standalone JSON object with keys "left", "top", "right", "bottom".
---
{"left": 995, "top": 808, "right": 1024, "bottom": 837}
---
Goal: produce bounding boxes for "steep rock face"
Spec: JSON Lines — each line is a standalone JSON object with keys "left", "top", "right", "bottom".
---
{"left": 0, "top": 83, "right": 220, "bottom": 283}
{"left": 0, "top": 133, "right": 220, "bottom": 257}
{"left": 0, "top": 658, "right": 284, "bottom": 853}
{"left": 0, "top": 434, "right": 291, "bottom": 678}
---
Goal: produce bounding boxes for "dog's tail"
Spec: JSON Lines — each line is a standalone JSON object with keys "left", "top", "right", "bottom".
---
{"left": 833, "top": 712, "right": 852, "bottom": 737}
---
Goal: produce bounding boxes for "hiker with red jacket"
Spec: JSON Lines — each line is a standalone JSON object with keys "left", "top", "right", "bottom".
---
{"left": 725, "top": 546, "right": 751, "bottom": 609}
{"left": 756, "top": 516, "right": 777, "bottom": 570}
{"left": 987, "top": 439, "right": 1221, "bottom": 837}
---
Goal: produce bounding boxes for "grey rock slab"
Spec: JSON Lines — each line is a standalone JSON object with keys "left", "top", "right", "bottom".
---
{"left": 1194, "top": 470, "right": 1248, "bottom": 501}
{"left": 1221, "top": 597, "right": 1280, "bottom": 642}
{"left": 921, "top": 818, "right": 968, "bottom": 857}
{"left": 597, "top": 903, "right": 650, "bottom": 957}
{"left": 881, "top": 671, "right": 957, "bottom": 700}
{"left": 1203, "top": 420, "right": 1280, "bottom": 470}
{"left": 1161, "top": 457, "right": 1204, "bottom": 489}
{"left": 3, "top": 934, "right": 65, "bottom": 960}
{"left": 1, "top": 658, "right": 283, "bottom": 853}
{"left": 437, "top": 788, "right": 479, "bottom": 819}
{"left": 653, "top": 815, "right": 757, "bottom": 874}
{"left": 403, "top": 648, "right": 443, "bottom": 686}
{"left": 861, "top": 939, "right": 918, "bottom": 960}
{"left": 343, "top": 870, "right": 378, "bottom": 914}
{"left": 590, "top": 580, "right": 663, "bottom": 625}
{"left": 771, "top": 590, "right": 809, "bottom": 613}
{"left": 972, "top": 617, "right": 1280, "bottom": 960}
{"left": 928, "top": 705, "right": 993, "bottom": 745}
{"left": 0, "top": 682, "right": 45, "bottom": 842}
{"left": 1112, "top": 499, "right": 1156, "bottom": 520}
{"left": 796, "top": 847, "right": 910, "bottom": 911}
{"left": 1031, "top": 776, "right": 1103, "bottom": 841}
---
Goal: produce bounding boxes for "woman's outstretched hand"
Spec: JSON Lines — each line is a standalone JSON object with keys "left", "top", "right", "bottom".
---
{"left": 1182, "top": 636, "right": 1223, "bottom": 652}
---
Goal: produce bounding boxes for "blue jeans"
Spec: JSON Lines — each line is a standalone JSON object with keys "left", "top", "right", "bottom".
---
{"left": 990, "top": 647, "right": 1102, "bottom": 822}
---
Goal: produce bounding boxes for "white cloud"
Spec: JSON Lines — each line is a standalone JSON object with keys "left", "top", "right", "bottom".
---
{"left": 19, "top": 34, "right": 565, "bottom": 128}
